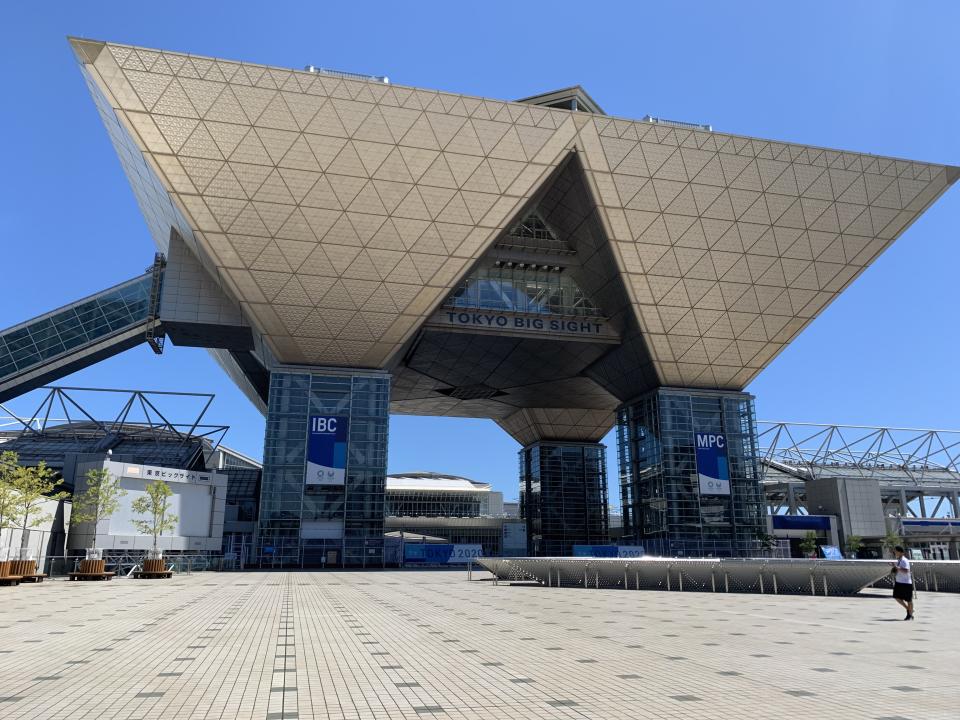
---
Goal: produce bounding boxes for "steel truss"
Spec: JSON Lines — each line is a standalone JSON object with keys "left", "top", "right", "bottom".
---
{"left": 758, "top": 422, "right": 960, "bottom": 519}
{"left": 0, "top": 386, "right": 228, "bottom": 457}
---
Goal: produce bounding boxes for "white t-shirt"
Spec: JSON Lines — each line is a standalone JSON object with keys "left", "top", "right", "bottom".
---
{"left": 895, "top": 556, "right": 912, "bottom": 584}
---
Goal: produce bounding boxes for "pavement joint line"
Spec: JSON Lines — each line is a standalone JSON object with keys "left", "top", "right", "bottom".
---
{"left": 2, "top": 571, "right": 958, "bottom": 719}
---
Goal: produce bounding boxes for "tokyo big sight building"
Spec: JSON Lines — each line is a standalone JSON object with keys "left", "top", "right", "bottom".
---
{"left": 1, "top": 38, "right": 956, "bottom": 566}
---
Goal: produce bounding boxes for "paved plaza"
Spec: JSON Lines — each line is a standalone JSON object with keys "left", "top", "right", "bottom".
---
{"left": 0, "top": 570, "right": 957, "bottom": 719}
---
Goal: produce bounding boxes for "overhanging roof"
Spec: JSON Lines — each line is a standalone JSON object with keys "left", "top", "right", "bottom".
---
{"left": 69, "top": 38, "right": 958, "bottom": 405}
{"left": 516, "top": 86, "right": 605, "bottom": 115}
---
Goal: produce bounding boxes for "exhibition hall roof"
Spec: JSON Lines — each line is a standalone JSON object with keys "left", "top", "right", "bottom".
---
{"left": 69, "top": 38, "right": 957, "bottom": 440}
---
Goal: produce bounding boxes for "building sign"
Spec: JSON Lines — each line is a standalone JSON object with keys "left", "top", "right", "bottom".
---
{"left": 426, "top": 310, "right": 619, "bottom": 343}
{"left": 502, "top": 521, "right": 527, "bottom": 555}
{"left": 121, "top": 464, "right": 211, "bottom": 484}
{"left": 403, "top": 543, "right": 483, "bottom": 564}
{"left": 695, "top": 432, "right": 730, "bottom": 495}
{"left": 306, "top": 415, "right": 349, "bottom": 485}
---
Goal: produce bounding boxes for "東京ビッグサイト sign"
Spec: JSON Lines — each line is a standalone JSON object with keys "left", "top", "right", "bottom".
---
{"left": 306, "top": 415, "right": 349, "bottom": 485}
{"left": 695, "top": 432, "right": 730, "bottom": 495}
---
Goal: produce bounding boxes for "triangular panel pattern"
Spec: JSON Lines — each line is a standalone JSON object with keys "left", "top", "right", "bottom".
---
{"left": 74, "top": 38, "right": 958, "bottom": 393}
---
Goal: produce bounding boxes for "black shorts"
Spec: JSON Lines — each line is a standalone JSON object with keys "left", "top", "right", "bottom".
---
{"left": 893, "top": 582, "right": 913, "bottom": 601}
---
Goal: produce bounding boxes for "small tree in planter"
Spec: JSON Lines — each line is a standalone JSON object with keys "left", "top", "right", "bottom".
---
{"left": 755, "top": 532, "right": 779, "bottom": 556}
{"left": 798, "top": 531, "right": 819, "bottom": 558}
{"left": 10, "top": 460, "right": 68, "bottom": 559}
{"left": 71, "top": 468, "right": 127, "bottom": 552}
{"left": 131, "top": 480, "right": 178, "bottom": 560}
{"left": 844, "top": 534, "right": 864, "bottom": 559}
{"left": 882, "top": 530, "right": 903, "bottom": 559}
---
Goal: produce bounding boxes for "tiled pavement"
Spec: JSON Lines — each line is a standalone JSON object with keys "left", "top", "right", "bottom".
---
{"left": 0, "top": 570, "right": 957, "bottom": 719}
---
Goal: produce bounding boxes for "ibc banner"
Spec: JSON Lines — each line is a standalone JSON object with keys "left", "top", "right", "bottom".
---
{"left": 695, "top": 432, "right": 730, "bottom": 495}
{"left": 306, "top": 415, "right": 349, "bottom": 485}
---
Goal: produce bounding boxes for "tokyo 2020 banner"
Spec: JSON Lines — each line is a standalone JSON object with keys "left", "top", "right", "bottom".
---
{"left": 306, "top": 415, "right": 349, "bottom": 485}
{"left": 695, "top": 432, "right": 730, "bottom": 495}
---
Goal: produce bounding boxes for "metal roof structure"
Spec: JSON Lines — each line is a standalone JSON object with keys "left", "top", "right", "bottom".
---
{"left": 759, "top": 421, "right": 960, "bottom": 486}
{"left": 60, "top": 37, "right": 957, "bottom": 445}
{"left": 0, "top": 386, "right": 231, "bottom": 484}
{"left": 758, "top": 421, "right": 960, "bottom": 519}
{"left": 387, "top": 471, "right": 491, "bottom": 492}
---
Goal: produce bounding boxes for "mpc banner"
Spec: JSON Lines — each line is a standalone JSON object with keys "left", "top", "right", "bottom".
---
{"left": 306, "top": 415, "right": 349, "bottom": 485}
{"left": 695, "top": 432, "right": 730, "bottom": 495}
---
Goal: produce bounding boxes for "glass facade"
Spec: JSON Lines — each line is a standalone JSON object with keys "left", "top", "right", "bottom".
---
{"left": 386, "top": 491, "right": 491, "bottom": 518}
{"left": 257, "top": 368, "right": 390, "bottom": 567}
{"left": 520, "top": 442, "right": 609, "bottom": 556}
{"left": 0, "top": 274, "right": 153, "bottom": 383}
{"left": 495, "top": 213, "right": 576, "bottom": 255}
{"left": 445, "top": 265, "right": 601, "bottom": 318}
{"left": 617, "top": 388, "right": 765, "bottom": 557}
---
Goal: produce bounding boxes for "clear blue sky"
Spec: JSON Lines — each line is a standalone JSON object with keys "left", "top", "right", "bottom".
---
{"left": 2, "top": 2, "right": 958, "bottom": 502}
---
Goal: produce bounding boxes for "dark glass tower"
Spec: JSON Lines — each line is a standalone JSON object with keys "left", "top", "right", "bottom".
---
{"left": 257, "top": 368, "right": 390, "bottom": 567}
{"left": 618, "top": 388, "right": 765, "bottom": 557}
{"left": 520, "top": 442, "right": 609, "bottom": 556}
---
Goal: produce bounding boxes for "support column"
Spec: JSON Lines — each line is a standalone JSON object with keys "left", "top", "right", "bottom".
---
{"left": 617, "top": 388, "right": 765, "bottom": 557}
{"left": 787, "top": 483, "right": 799, "bottom": 515}
{"left": 257, "top": 367, "right": 390, "bottom": 568}
{"left": 519, "top": 442, "right": 608, "bottom": 556}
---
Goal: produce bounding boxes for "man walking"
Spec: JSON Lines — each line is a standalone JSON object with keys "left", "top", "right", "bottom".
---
{"left": 891, "top": 546, "right": 914, "bottom": 620}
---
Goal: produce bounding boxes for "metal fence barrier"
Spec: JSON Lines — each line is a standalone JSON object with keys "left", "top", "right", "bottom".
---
{"left": 475, "top": 557, "right": 960, "bottom": 596}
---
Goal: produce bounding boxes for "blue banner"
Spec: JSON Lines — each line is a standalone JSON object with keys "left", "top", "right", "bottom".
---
{"left": 306, "top": 415, "right": 349, "bottom": 485}
{"left": 821, "top": 545, "right": 843, "bottom": 560}
{"left": 573, "top": 545, "right": 645, "bottom": 558}
{"left": 403, "top": 544, "right": 482, "bottom": 564}
{"left": 573, "top": 545, "right": 618, "bottom": 557}
{"left": 695, "top": 432, "right": 730, "bottom": 495}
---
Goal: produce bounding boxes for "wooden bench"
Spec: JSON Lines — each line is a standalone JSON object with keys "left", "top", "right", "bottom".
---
{"left": 0, "top": 561, "right": 23, "bottom": 587}
{"left": 68, "top": 558, "right": 115, "bottom": 581}
{"left": 133, "top": 558, "right": 173, "bottom": 579}
{"left": 9, "top": 560, "right": 47, "bottom": 583}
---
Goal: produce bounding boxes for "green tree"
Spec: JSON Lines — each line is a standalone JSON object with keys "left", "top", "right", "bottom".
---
{"left": 756, "top": 532, "right": 778, "bottom": 553}
{"left": 131, "top": 480, "right": 178, "bottom": 552}
{"left": 844, "top": 534, "right": 864, "bottom": 557}
{"left": 9, "top": 460, "right": 68, "bottom": 552}
{"left": 798, "top": 530, "right": 819, "bottom": 558}
{"left": 882, "top": 529, "right": 903, "bottom": 558}
{"left": 71, "top": 468, "right": 127, "bottom": 550}
{"left": 0, "top": 450, "right": 19, "bottom": 559}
